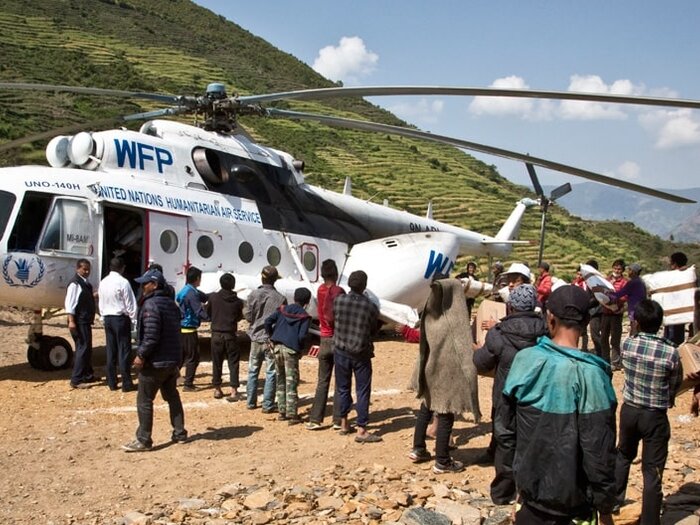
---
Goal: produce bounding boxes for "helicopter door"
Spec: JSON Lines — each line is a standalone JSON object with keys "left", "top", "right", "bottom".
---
{"left": 299, "top": 242, "right": 319, "bottom": 282}
{"left": 146, "top": 211, "right": 189, "bottom": 283}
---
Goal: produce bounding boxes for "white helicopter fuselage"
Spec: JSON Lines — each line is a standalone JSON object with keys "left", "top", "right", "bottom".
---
{"left": 0, "top": 120, "right": 526, "bottom": 320}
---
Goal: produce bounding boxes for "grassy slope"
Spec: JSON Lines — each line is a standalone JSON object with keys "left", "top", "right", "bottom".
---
{"left": 0, "top": 0, "right": 697, "bottom": 279}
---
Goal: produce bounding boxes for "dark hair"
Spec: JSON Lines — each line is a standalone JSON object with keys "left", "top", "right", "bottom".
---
{"left": 612, "top": 259, "right": 626, "bottom": 268}
{"left": 347, "top": 270, "right": 368, "bottom": 293}
{"left": 320, "top": 259, "right": 339, "bottom": 281}
{"left": 294, "top": 287, "right": 312, "bottom": 305}
{"left": 634, "top": 299, "right": 664, "bottom": 334}
{"left": 670, "top": 252, "right": 688, "bottom": 268}
{"left": 467, "top": 261, "right": 477, "bottom": 270}
{"left": 219, "top": 273, "right": 235, "bottom": 291}
{"left": 148, "top": 262, "right": 164, "bottom": 273}
{"left": 538, "top": 261, "right": 550, "bottom": 272}
{"left": 109, "top": 257, "right": 125, "bottom": 272}
{"left": 585, "top": 259, "right": 599, "bottom": 270}
{"left": 186, "top": 266, "right": 202, "bottom": 284}
{"left": 76, "top": 258, "right": 90, "bottom": 268}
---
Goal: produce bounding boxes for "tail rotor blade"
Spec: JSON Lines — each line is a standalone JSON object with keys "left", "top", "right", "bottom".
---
{"left": 550, "top": 182, "right": 572, "bottom": 202}
{"left": 526, "top": 162, "right": 544, "bottom": 198}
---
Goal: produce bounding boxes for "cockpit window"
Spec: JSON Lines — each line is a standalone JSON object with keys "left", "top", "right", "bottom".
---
{"left": 0, "top": 191, "right": 16, "bottom": 244}
{"left": 40, "top": 199, "right": 92, "bottom": 255}
{"left": 8, "top": 192, "right": 52, "bottom": 252}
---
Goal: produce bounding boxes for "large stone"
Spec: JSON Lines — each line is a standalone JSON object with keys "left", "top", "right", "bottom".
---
{"left": 483, "top": 506, "right": 513, "bottom": 525}
{"left": 123, "top": 511, "right": 152, "bottom": 525}
{"left": 177, "top": 498, "right": 206, "bottom": 510}
{"left": 434, "top": 499, "right": 482, "bottom": 525}
{"left": 317, "top": 495, "right": 344, "bottom": 510}
{"left": 244, "top": 488, "right": 276, "bottom": 510}
{"left": 400, "top": 507, "right": 452, "bottom": 525}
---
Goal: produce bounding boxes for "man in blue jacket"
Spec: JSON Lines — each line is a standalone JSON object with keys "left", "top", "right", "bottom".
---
{"left": 122, "top": 269, "right": 187, "bottom": 452}
{"left": 176, "top": 266, "right": 209, "bottom": 391}
{"left": 504, "top": 285, "right": 617, "bottom": 525}
{"left": 265, "top": 287, "right": 312, "bottom": 425}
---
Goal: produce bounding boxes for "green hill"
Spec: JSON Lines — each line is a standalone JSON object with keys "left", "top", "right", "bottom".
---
{"left": 0, "top": 0, "right": 697, "bottom": 279}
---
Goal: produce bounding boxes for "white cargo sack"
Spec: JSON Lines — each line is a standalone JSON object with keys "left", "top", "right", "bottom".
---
{"left": 643, "top": 265, "right": 697, "bottom": 326}
{"left": 460, "top": 276, "right": 493, "bottom": 299}
{"left": 579, "top": 264, "right": 619, "bottom": 311}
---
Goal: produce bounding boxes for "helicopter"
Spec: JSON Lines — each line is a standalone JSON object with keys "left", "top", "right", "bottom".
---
{"left": 0, "top": 81, "right": 695, "bottom": 371}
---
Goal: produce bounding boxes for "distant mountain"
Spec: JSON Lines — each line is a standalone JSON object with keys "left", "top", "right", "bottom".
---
{"left": 546, "top": 183, "right": 700, "bottom": 241}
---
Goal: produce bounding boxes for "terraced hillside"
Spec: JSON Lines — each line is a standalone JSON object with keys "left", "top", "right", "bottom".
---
{"left": 0, "top": 0, "right": 697, "bottom": 278}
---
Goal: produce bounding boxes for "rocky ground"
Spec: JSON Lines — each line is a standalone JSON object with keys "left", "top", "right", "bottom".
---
{"left": 0, "top": 308, "right": 699, "bottom": 525}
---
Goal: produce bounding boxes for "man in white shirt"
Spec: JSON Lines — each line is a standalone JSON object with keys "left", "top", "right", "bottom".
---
{"left": 98, "top": 257, "right": 137, "bottom": 392}
{"left": 65, "top": 258, "right": 97, "bottom": 389}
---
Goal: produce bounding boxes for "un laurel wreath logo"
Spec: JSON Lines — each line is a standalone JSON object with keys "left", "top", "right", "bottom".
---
{"left": 2, "top": 254, "right": 46, "bottom": 288}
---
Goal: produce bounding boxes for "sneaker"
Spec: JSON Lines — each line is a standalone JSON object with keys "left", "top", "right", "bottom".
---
{"left": 246, "top": 404, "right": 257, "bottom": 410}
{"left": 287, "top": 416, "right": 303, "bottom": 426}
{"left": 408, "top": 448, "right": 431, "bottom": 463}
{"left": 172, "top": 435, "right": 188, "bottom": 445}
{"left": 433, "top": 459, "right": 465, "bottom": 474}
{"left": 122, "top": 439, "right": 152, "bottom": 452}
{"left": 305, "top": 422, "right": 323, "bottom": 431}
{"left": 182, "top": 385, "right": 197, "bottom": 392}
{"left": 69, "top": 382, "right": 90, "bottom": 390}
{"left": 261, "top": 406, "right": 278, "bottom": 414}
{"left": 278, "top": 414, "right": 289, "bottom": 421}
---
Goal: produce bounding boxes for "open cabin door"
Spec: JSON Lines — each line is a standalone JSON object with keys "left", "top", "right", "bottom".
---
{"left": 146, "top": 211, "right": 189, "bottom": 285}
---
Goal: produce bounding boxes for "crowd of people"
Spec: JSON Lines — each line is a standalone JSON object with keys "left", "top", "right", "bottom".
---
{"left": 62, "top": 250, "right": 698, "bottom": 525}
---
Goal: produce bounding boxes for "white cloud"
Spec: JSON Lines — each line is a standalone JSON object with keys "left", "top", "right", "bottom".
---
{"left": 468, "top": 76, "right": 537, "bottom": 118}
{"left": 558, "top": 75, "right": 636, "bottom": 120}
{"left": 312, "top": 36, "right": 378, "bottom": 84}
{"left": 386, "top": 98, "right": 444, "bottom": 125}
{"left": 639, "top": 109, "right": 700, "bottom": 149}
{"left": 616, "top": 160, "right": 640, "bottom": 181}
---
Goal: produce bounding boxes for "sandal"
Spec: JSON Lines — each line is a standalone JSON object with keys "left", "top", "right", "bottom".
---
{"left": 354, "top": 433, "right": 383, "bottom": 443}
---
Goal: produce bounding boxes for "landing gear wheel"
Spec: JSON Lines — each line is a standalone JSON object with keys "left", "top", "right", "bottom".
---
{"left": 27, "top": 345, "right": 42, "bottom": 370}
{"left": 42, "top": 336, "right": 73, "bottom": 370}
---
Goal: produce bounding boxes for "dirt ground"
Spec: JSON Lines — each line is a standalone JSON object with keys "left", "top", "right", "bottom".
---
{"left": 0, "top": 308, "right": 698, "bottom": 525}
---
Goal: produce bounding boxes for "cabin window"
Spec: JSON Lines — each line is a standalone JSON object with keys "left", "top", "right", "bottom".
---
{"left": 238, "top": 241, "right": 254, "bottom": 263}
{"left": 267, "top": 246, "right": 281, "bottom": 266}
{"left": 196, "top": 235, "right": 214, "bottom": 258}
{"left": 0, "top": 191, "right": 16, "bottom": 245}
{"left": 7, "top": 192, "right": 52, "bottom": 252}
{"left": 159, "top": 230, "right": 179, "bottom": 254}
{"left": 303, "top": 250, "right": 316, "bottom": 272}
{"left": 39, "top": 199, "right": 92, "bottom": 255}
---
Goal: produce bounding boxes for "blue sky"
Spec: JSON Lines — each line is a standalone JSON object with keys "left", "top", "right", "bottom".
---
{"left": 194, "top": 1, "right": 700, "bottom": 195}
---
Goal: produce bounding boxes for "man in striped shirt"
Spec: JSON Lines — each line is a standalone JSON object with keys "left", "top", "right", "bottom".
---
{"left": 615, "top": 299, "right": 682, "bottom": 525}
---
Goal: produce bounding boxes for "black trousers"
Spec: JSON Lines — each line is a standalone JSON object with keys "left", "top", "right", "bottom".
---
{"left": 308, "top": 337, "right": 341, "bottom": 424}
{"left": 104, "top": 315, "right": 133, "bottom": 390}
{"left": 615, "top": 403, "right": 670, "bottom": 525}
{"left": 180, "top": 331, "right": 200, "bottom": 387}
{"left": 135, "top": 365, "right": 186, "bottom": 447}
{"left": 412, "top": 402, "right": 455, "bottom": 465}
{"left": 211, "top": 331, "right": 240, "bottom": 389}
{"left": 589, "top": 315, "right": 602, "bottom": 357}
{"left": 600, "top": 314, "right": 623, "bottom": 366}
{"left": 70, "top": 322, "right": 94, "bottom": 385}
{"left": 515, "top": 502, "right": 587, "bottom": 525}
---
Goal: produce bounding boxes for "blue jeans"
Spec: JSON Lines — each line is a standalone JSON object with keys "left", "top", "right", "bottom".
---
{"left": 334, "top": 351, "right": 372, "bottom": 428}
{"left": 246, "top": 341, "right": 276, "bottom": 410}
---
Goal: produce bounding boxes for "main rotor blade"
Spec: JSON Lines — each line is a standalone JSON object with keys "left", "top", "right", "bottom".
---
{"left": 241, "top": 85, "right": 700, "bottom": 110}
{"left": 0, "top": 82, "right": 179, "bottom": 104}
{"left": 267, "top": 108, "right": 695, "bottom": 204}
{"left": 526, "top": 163, "right": 544, "bottom": 198}
{"left": 0, "top": 117, "right": 123, "bottom": 152}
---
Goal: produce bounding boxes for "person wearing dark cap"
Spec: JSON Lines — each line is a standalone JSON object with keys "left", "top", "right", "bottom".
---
{"left": 503, "top": 285, "right": 617, "bottom": 525}
{"left": 175, "top": 266, "right": 209, "bottom": 391}
{"left": 474, "top": 284, "right": 546, "bottom": 504}
{"left": 614, "top": 299, "right": 681, "bottom": 525}
{"left": 264, "top": 287, "right": 312, "bottom": 425}
{"left": 206, "top": 273, "right": 244, "bottom": 400}
{"left": 122, "top": 269, "right": 187, "bottom": 452}
{"left": 245, "top": 265, "right": 286, "bottom": 412}
{"left": 333, "top": 270, "right": 382, "bottom": 443}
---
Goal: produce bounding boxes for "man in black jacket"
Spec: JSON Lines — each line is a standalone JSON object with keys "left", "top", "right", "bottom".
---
{"left": 122, "top": 269, "right": 187, "bottom": 452}
{"left": 65, "top": 258, "right": 98, "bottom": 389}
{"left": 206, "top": 273, "right": 244, "bottom": 400}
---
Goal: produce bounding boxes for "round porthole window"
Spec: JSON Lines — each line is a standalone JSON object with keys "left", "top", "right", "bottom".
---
{"left": 197, "top": 235, "right": 214, "bottom": 258}
{"left": 238, "top": 241, "right": 254, "bottom": 263}
{"left": 303, "top": 251, "right": 316, "bottom": 271}
{"left": 159, "top": 230, "right": 179, "bottom": 254}
{"left": 267, "top": 246, "right": 281, "bottom": 266}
